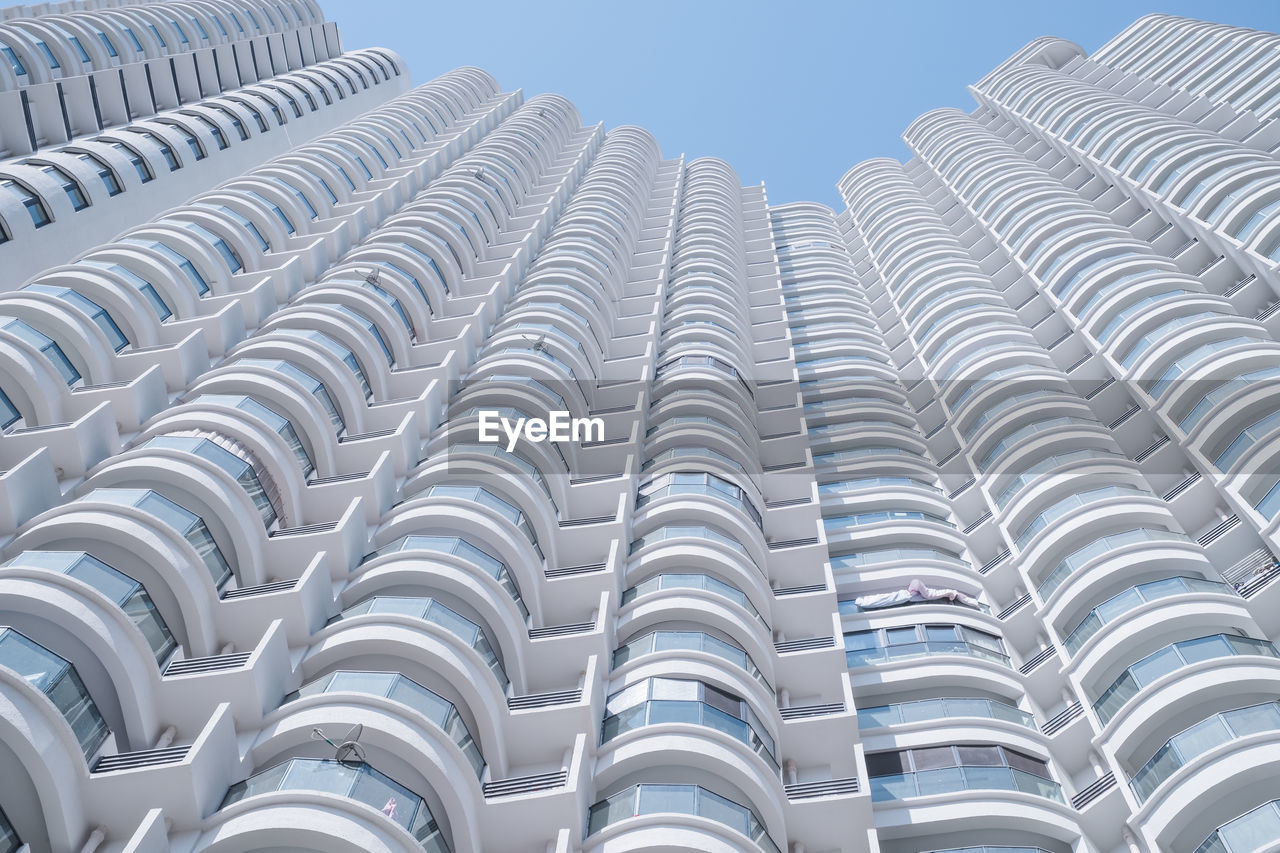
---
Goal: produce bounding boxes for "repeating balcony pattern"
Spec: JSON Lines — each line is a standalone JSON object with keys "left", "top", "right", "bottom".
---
{"left": 4, "top": 6, "right": 1280, "bottom": 853}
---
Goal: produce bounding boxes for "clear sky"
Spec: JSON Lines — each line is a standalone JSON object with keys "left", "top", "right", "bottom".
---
{"left": 323, "top": 0, "right": 1280, "bottom": 208}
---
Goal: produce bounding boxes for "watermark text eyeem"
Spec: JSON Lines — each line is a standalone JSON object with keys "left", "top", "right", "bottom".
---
{"left": 477, "top": 410, "right": 604, "bottom": 452}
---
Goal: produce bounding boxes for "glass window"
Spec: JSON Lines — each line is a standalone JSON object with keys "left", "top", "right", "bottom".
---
{"left": 125, "top": 130, "right": 180, "bottom": 170}
{"left": 83, "top": 488, "right": 233, "bottom": 587}
{"left": 1, "top": 45, "right": 27, "bottom": 76}
{"left": 109, "top": 142, "right": 153, "bottom": 183}
{"left": 24, "top": 284, "right": 129, "bottom": 351}
{"left": 5, "top": 551, "right": 177, "bottom": 664}
{"left": 236, "top": 357, "right": 343, "bottom": 431}
{"left": 193, "top": 394, "right": 314, "bottom": 477}
{"left": 120, "top": 27, "right": 143, "bottom": 53}
{"left": 0, "top": 316, "right": 79, "bottom": 384}
{"left": 0, "top": 385, "right": 20, "bottom": 429}
{"left": 0, "top": 627, "right": 108, "bottom": 758}
{"left": 278, "top": 180, "right": 318, "bottom": 219}
{"left": 2, "top": 180, "right": 51, "bottom": 227}
{"left": 78, "top": 259, "right": 171, "bottom": 320}
{"left": 207, "top": 205, "right": 269, "bottom": 252}
{"left": 76, "top": 153, "right": 122, "bottom": 196}
{"left": 0, "top": 803, "right": 19, "bottom": 853}
{"left": 34, "top": 40, "right": 59, "bottom": 69}
{"left": 243, "top": 191, "right": 294, "bottom": 234}
{"left": 143, "top": 435, "right": 276, "bottom": 528}
{"left": 40, "top": 165, "right": 88, "bottom": 210}
{"left": 95, "top": 31, "right": 118, "bottom": 57}
{"left": 122, "top": 239, "right": 209, "bottom": 295}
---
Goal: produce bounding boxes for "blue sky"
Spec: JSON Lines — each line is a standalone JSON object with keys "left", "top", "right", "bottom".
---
{"left": 325, "top": 1, "right": 1280, "bottom": 207}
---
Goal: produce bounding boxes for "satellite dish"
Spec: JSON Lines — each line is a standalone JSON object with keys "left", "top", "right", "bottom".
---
{"left": 310, "top": 724, "right": 367, "bottom": 767}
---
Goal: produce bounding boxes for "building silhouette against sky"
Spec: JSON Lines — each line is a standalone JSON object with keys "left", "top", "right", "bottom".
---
{"left": 0, "top": 3, "right": 1279, "bottom": 853}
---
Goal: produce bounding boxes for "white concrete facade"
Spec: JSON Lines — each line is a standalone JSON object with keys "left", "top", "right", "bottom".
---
{"left": 1, "top": 7, "right": 1280, "bottom": 853}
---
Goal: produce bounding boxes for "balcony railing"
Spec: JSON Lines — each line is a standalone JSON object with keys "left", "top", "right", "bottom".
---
{"left": 1195, "top": 798, "right": 1280, "bottom": 853}
{"left": 587, "top": 784, "right": 780, "bottom": 853}
{"left": 221, "top": 759, "right": 447, "bottom": 851}
{"left": 847, "top": 639, "right": 1010, "bottom": 669}
{"left": 602, "top": 698, "right": 778, "bottom": 769}
{"left": 858, "top": 697, "right": 1035, "bottom": 730}
{"left": 1063, "top": 576, "right": 1234, "bottom": 656}
{"left": 869, "top": 766, "right": 1063, "bottom": 803}
{"left": 1093, "top": 634, "right": 1280, "bottom": 725}
{"left": 1131, "top": 701, "right": 1280, "bottom": 802}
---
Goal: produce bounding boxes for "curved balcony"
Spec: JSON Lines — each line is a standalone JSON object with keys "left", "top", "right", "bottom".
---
{"left": 636, "top": 470, "right": 761, "bottom": 530}
{"left": 866, "top": 745, "right": 1062, "bottom": 804}
{"left": 992, "top": 447, "right": 1128, "bottom": 509}
{"left": 79, "top": 488, "right": 234, "bottom": 588}
{"left": 614, "top": 630, "right": 769, "bottom": 688}
{"left": 2, "top": 551, "right": 176, "bottom": 665}
{"left": 221, "top": 758, "right": 447, "bottom": 852}
{"left": 1063, "top": 576, "right": 1234, "bottom": 656}
{"left": 0, "top": 626, "right": 107, "bottom": 759}
{"left": 140, "top": 434, "right": 278, "bottom": 529}
{"left": 286, "top": 670, "right": 484, "bottom": 778}
{"left": 602, "top": 676, "right": 777, "bottom": 771}
{"left": 858, "top": 697, "right": 1036, "bottom": 731}
{"left": 335, "top": 597, "right": 507, "bottom": 689}
{"left": 1132, "top": 700, "right": 1280, "bottom": 803}
{"left": 641, "top": 445, "right": 747, "bottom": 476}
{"left": 629, "top": 524, "right": 757, "bottom": 569}
{"left": 1037, "top": 527, "right": 1190, "bottom": 599}
{"left": 1195, "top": 798, "right": 1280, "bottom": 853}
{"left": 587, "top": 784, "right": 780, "bottom": 853}
{"left": 1012, "top": 484, "right": 1151, "bottom": 551}
{"left": 1094, "top": 634, "right": 1280, "bottom": 726}
{"left": 825, "top": 509, "right": 955, "bottom": 533}
{"left": 819, "top": 474, "right": 942, "bottom": 496}
{"left": 410, "top": 484, "right": 543, "bottom": 562}
{"left": 368, "top": 535, "right": 527, "bottom": 622}
{"left": 845, "top": 624, "right": 1010, "bottom": 669}
{"left": 621, "top": 572, "right": 766, "bottom": 626}
{"left": 830, "top": 547, "right": 971, "bottom": 572}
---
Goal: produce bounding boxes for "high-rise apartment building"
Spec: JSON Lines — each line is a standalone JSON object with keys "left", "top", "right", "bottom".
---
{"left": 1, "top": 5, "right": 1280, "bottom": 853}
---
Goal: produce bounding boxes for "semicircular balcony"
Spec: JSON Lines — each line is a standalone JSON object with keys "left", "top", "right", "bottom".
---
{"left": 829, "top": 546, "right": 982, "bottom": 592}
{"left": 0, "top": 625, "right": 110, "bottom": 762}
{"left": 636, "top": 469, "right": 763, "bottom": 532}
{"left": 216, "top": 758, "right": 450, "bottom": 852}
{"left": 1034, "top": 525, "right": 1195, "bottom": 606}
{"left": 360, "top": 534, "right": 531, "bottom": 626}
{"left": 1127, "top": 700, "right": 1280, "bottom": 839}
{"left": 1058, "top": 573, "right": 1241, "bottom": 661}
{"left": 865, "top": 743, "right": 1066, "bottom": 809}
{"left": 599, "top": 675, "right": 780, "bottom": 779}
{"left": 612, "top": 628, "right": 773, "bottom": 697}
{"left": 585, "top": 782, "right": 782, "bottom": 853}
{"left": 1090, "top": 633, "right": 1280, "bottom": 737}
{"left": 845, "top": 622, "right": 1020, "bottom": 696}
{"left": 640, "top": 443, "right": 754, "bottom": 487}
{"left": 319, "top": 595, "right": 513, "bottom": 699}
{"left": 280, "top": 669, "right": 486, "bottom": 782}
{"left": 856, "top": 694, "right": 1039, "bottom": 741}
{"left": 1182, "top": 795, "right": 1280, "bottom": 853}
{"left": 620, "top": 570, "right": 771, "bottom": 637}
{"left": 628, "top": 520, "right": 768, "bottom": 586}
{"left": 2, "top": 550, "right": 178, "bottom": 667}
